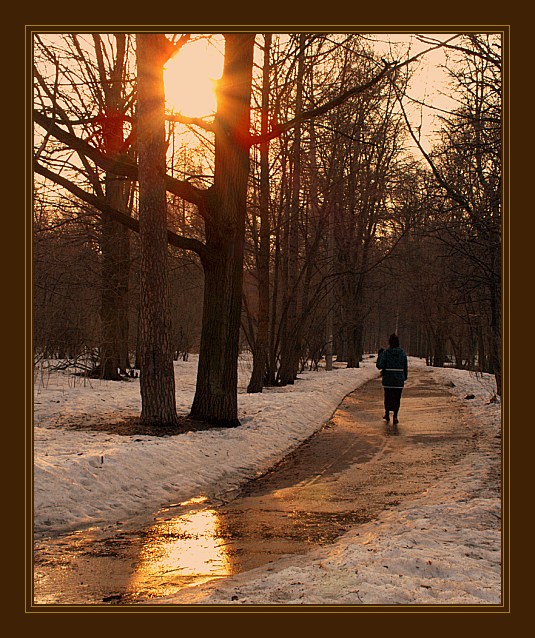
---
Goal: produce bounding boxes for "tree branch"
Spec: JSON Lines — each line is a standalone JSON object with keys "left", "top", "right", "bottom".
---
{"left": 162, "top": 34, "right": 191, "bottom": 63}
{"left": 389, "top": 80, "right": 473, "bottom": 214}
{"left": 166, "top": 112, "right": 215, "bottom": 132}
{"left": 416, "top": 33, "right": 501, "bottom": 69}
{"left": 34, "top": 159, "right": 209, "bottom": 260}
{"left": 249, "top": 63, "right": 394, "bottom": 146}
{"left": 249, "top": 36, "right": 462, "bottom": 147}
{"left": 34, "top": 68, "right": 106, "bottom": 200}
{"left": 34, "top": 110, "right": 208, "bottom": 208}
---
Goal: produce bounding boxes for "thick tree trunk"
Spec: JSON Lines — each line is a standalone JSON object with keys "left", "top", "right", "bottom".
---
{"left": 336, "top": 324, "right": 349, "bottom": 363}
{"left": 137, "top": 34, "right": 178, "bottom": 426}
{"left": 190, "top": 248, "right": 242, "bottom": 426}
{"left": 431, "top": 328, "right": 446, "bottom": 368}
{"left": 190, "top": 34, "right": 255, "bottom": 426}
{"left": 99, "top": 212, "right": 128, "bottom": 380}
{"left": 346, "top": 323, "right": 363, "bottom": 368}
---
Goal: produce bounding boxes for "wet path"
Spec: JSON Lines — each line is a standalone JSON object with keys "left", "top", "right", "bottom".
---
{"left": 33, "top": 367, "right": 475, "bottom": 605}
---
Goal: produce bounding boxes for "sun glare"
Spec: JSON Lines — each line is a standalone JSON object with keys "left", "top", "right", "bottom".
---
{"left": 128, "top": 506, "right": 233, "bottom": 597}
{"left": 164, "top": 37, "right": 224, "bottom": 117}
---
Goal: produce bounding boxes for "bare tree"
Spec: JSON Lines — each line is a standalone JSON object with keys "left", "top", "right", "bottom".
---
{"left": 136, "top": 33, "right": 179, "bottom": 425}
{"left": 34, "top": 34, "right": 136, "bottom": 379}
{"left": 393, "top": 33, "right": 502, "bottom": 392}
{"left": 34, "top": 31, "right": 451, "bottom": 424}
{"left": 247, "top": 33, "right": 272, "bottom": 393}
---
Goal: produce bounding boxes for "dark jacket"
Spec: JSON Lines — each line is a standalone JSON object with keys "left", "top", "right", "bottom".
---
{"left": 376, "top": 347, "right": 408, "bottom": 388}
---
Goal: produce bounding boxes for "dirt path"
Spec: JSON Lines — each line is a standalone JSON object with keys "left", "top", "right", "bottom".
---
{"left": 33, "top": 366, "right": 476, "bottom": 605}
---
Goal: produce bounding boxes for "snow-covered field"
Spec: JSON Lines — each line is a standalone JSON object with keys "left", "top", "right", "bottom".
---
{"left": 33, "top": 355, "right": 503, "bottom": 606}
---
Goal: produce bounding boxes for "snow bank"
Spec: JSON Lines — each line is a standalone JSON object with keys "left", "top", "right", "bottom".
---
{"left": 33, "top": 356, "right": 502, "bottom": 606}
{"left": 164, "top": 361, "right": 502, "bottom": 606}
{"left": 33, "top": 355, "right": 379, "bottom": 533}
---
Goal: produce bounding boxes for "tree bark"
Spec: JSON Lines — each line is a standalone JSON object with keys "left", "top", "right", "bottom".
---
{"left": 278, "top": 34, "right": 305, "bottom": 386}
{"left": 99, "top": 211, "right": 129, "bottom": 379}
{"left": 94, "top": 34, "right": 132, "bottom": 379}
{"left": 137, "top": 34, "right": 178, "bottom": 426}
{"left": 248, "top": 34, "right": 272, "bottom": 394}
{"left": 189, "top": 34, "right": 255, "bottom": 426}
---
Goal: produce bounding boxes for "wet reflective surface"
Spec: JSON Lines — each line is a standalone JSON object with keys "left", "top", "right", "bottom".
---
{"left": 129, "top": 498, "right": 233, "bottom": 597}
{"left": 34, "top": 497, "right": 237, "bottom": 604}
{"left": 34, "top": 369, "right": 474, "bottom": 605}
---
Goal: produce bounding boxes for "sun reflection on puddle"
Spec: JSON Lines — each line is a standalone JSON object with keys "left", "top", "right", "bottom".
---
{"left": 128, "top": 497, "right": 233, "bottom": 597}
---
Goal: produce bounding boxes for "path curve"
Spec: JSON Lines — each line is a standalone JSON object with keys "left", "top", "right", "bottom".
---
{"left": 33, "top": 365, "right": 476, "bottom": 605}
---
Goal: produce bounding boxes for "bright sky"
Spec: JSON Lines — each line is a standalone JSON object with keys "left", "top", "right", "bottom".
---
{"left": 34, "top": 32, "right": 459, "bottom": 150}
{"left": 164, "top": 35, "right": 224, "bottom": 117}
{"left": 370, "top": 33, "right": 459, "bottom": 151}
{"left": 163, "top": 33, "right": 458, "bottom": 152}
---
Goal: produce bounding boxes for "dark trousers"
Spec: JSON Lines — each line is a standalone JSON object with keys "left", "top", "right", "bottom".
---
{"left": 384, "top": 387, "right": 403, "bottom": 415}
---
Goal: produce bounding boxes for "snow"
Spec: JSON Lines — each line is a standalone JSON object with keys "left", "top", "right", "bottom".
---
{"left": 33, "top": 355, "right": 502, "bottom": 606}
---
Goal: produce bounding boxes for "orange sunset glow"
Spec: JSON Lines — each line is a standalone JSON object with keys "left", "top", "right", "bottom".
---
{"left": 164, "top": 36, "right": 224, "bottom": 117}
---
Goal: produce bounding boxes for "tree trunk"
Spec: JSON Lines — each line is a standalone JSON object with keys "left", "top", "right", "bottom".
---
{"left": 432, "top": 328, "right": 446, "bottom": 368}
{"left": 325, "top": 202, "right": 335, "bottom": 371}
{"left": 190, "top": 34, "right": 255, "bottom": 426}
{"left": 278, "top": 34, "right": 305, "bottom": 386}
{"left": 99, "top": 212, "right": 128, "bottom": 380}
{"left": 490, "top": 283, "right": 502, "bottom": 395}
{"left": 268, "top": 173, "right": 286, "bottom": 387}
{"left": 346, "top": 323, "right": 364, "bottom": 368}
{"left": 137, "top": 34, "right": 178, "bottom": 426}
{"left": 96, "top": 34, "right": 131, "bottom": 380}
{"left": 248, "top": 34, "right": 272, "bottom": 394}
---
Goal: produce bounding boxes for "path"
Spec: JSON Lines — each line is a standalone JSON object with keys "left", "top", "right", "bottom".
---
{"left": 33, "top": 365, "right": 475, "bottom": 605}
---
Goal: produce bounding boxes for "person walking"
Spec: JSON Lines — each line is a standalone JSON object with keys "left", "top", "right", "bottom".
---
{"left": 376, "top": 334, "right": 408, "bottom": 426}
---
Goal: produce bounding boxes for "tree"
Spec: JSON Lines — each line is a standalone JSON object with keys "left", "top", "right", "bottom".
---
{"left": 34, "top": 33, "right": 255, "bottom": 426}
{"left": 33, "top": 196, "right": 101, "bottom": 364}
{"left": 247, "top": 33, "right": 272, "bottom": 393}
{"left": 394, "top": 34, "right": 502, "bottom": 392}
{"left": 277, "top": 33, "right": 306, "bottom": 386}
{"left": 33, "top": 34, "right": 135, "bottom": 379}
{"left": 34, "top": 31, "right": 440, "bottom": 425}
{"left": 189, "top": 34, "right": 255, "bottom": 425}
{"left": 93, "top": 34, "right": 133, "bottom": 379}
{"left": 136, "top": 33, "right": 179, "bottom": 426}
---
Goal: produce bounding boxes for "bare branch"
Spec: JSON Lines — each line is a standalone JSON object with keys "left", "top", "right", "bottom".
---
{"left": 249, "top": 35, "right": 462, "bottom": 147}
{"left": 34, "top": 159, "right": 209, "bottom": 260}
{"left": 164, "top": 33, "right": 191, "bottom": 62}
{"left": 34, "top": 110, "right": 208, "bottom": 209}
{"left": 33, "top": 66, "right": 105, "bottom": 199}
{"left": 166, "top": 112, "right": 215, "bottom": 132}
{"left": 416, "top": 33, "right": 501, "bottom": 69}
{"left": 388, "top": 79, "right": 473, "bottom": 214}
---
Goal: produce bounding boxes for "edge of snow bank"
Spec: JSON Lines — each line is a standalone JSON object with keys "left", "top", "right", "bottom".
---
{"left": 34, "top": 358, "right": 379, "bottom": 533}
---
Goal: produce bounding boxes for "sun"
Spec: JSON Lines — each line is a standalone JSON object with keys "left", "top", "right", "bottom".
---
{"left": 164, "top": 37, "right": 224, "bottom": 118}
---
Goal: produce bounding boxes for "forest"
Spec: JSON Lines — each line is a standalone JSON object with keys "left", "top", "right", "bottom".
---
{"left": 32, "top": 32, "right": 502, "bottom": 428}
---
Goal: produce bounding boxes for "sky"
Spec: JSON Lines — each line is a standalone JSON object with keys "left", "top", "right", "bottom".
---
{"left": 33, "top": 355, "right": 502, "bottom": 606}
{"left": 162, "top": 32, "right": 462, "bottom": 155}
{"left": 370, "top": 33, "right": 460, "bottom": 151}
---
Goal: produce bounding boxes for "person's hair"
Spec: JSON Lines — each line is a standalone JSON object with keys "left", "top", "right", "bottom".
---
{"left": 389, "top": 333, "right": 400, "bottom": 348}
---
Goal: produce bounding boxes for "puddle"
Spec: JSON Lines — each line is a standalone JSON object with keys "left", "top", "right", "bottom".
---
{"left": 127, "top": 501, "right": 234, "bottom": 600}
{"left": 34, "top": 496, "right": 239, "bottom": 605}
